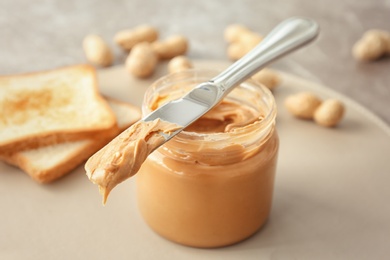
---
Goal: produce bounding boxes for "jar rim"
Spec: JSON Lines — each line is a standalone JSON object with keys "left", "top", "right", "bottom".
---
{"left": 143, "top": 68, "right": 277, "bottom": 143}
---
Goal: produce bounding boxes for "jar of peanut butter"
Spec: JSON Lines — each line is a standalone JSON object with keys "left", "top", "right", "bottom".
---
{"left": 136, "top": 69, "right": 279, "bottom": 248}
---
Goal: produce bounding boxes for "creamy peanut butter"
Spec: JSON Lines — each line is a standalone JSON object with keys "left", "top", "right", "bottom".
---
{"left": 137, "top": 130, "right": 278, "bottom": 247}
{"left": 186, "top": 99, "right": 261, "bottom": 133}
{"left": 85, "top": 118, "right": 181, "bottom": 204}
{"left": 135, "top": 70, "right": 278, "bottom": 248}
{"left": 137, "top": 102, "right": 277, "bottom": 247}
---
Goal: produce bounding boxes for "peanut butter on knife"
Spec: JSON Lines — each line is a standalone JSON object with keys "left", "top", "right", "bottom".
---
{"left": 85, "top": 118, "right": 181, "bottom": 204}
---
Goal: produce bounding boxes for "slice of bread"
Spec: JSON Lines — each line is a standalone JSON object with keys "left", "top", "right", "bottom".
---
{"left": 0, "top": 97, "right": 141, "bottom": 183}
{"left": 0, "top": 65, "right": 117, "bottom": 154}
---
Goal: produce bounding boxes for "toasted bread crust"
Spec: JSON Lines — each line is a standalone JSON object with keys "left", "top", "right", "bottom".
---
{"left": 0, "top": 97, "right": 141, "bottom": 183}
{"left": 0, "top": 126, "right": 119, "bottom": 156}
{"left": 5, "top": 139, "right": 109, "bottom": 183}
{"left": 0, "top": 64, "right": 117, "bottom": 155}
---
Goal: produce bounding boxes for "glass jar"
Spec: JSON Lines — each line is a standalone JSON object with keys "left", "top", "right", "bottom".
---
{"left": 136, "top": 69, "right": 279, "bottom": 248}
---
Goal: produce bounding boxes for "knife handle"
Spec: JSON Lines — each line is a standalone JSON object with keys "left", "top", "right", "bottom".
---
{"left": 211, "top": 17, "right": 319, "bottom": 92}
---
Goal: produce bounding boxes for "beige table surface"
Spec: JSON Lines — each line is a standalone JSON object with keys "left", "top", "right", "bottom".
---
{"left": 1, "top": 60, "right": 390, "bottom": 259}
{"left": 1, "top": 0, "right": 389, "bottom": 124}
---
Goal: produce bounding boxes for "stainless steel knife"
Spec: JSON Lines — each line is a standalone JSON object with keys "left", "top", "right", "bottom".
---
{"left": 143, "top": 17, "right": 319, "bottom": 141}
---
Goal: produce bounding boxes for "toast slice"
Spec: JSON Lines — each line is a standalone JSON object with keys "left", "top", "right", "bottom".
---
{"left": 0, "top": 98, "right": 141, "bottom": 183}
{"left": 0, "top": 65, "right": 116, "bottom": 154}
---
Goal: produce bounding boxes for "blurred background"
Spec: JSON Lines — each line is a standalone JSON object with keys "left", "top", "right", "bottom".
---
{"left": 1, "top": 0, "right": 389, "bottom": 123}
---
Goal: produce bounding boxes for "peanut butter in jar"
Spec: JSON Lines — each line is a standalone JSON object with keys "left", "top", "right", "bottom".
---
{"left": 136, "top": 69, "right": 279, "bottom": 248}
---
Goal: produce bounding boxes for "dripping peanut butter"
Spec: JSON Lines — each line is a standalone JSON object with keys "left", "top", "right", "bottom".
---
{"left": 85, "top": 119, "right": 181, "bottom": 204}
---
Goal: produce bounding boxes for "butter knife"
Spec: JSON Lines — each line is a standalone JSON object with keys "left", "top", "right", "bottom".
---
{"left": 142, "top": 17, "right": 319, "bottom": 141}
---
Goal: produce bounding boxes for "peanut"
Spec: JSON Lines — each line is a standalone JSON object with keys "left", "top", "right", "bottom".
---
{"left": 284, "top": 92, "right": 322, "bottom": 120}
{"left": 114, "top": 25, "right": 158, "bottom": 51}
{"left": 251, "top": 68, "right": 280, "bottom": 90}
{"left": 224, "top": 24, "right": 252, "bottom": 43}
{"left": 352, "top": 29, "right": 390, "bottom": 61}
{"left": 224, "top": 24, "right": 262, "bottom": 60}
{"left": 168, "top": 56, "right": 193, "bottom": 74}
{"left": 82, "top": 34, "right": 113, "bottom": 67}
{"left": 227, "top": 43, "right": 247, "bottom": 61}
{"left": 125, "top": 42, "right": 158, "bottom": 78}
{"left": 152, "top": 35, "right": 189, "bottom": 60}
{"left": 314, "top": 99, "right": 345, "bottom": 127}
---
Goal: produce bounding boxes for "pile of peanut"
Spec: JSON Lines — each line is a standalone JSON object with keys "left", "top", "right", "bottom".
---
{"left": 83, "top": 23, "right": 352, "bottom": 130}
{"left": 82, "top": 24, "right": 192, "bottom": 78}
{"left": 222, "top": 23, "right": 348, "bottom": 128}
{"left": 285, "top": 92, "right": 345, "bottom": 127}
{"left": 353, "top": 29, "right": 390, "bottom": 62}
